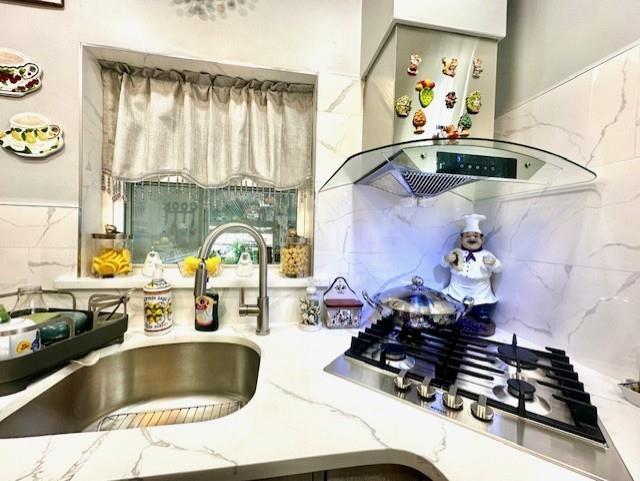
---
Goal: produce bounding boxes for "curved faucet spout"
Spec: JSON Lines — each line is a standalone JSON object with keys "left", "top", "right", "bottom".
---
{"left": 195, "top": 222, "right": 269, "bottom": 335}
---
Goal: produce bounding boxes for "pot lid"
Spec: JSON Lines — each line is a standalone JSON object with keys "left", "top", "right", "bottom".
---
{"left": 374, "top": 276, "right": 458, "bottom": 316}
{"left": 92, "top": 224, "right": 132, "bottom": 240}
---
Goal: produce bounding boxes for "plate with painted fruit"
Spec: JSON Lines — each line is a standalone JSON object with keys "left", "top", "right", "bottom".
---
{"left": 0, "top": 48, "right": 42, "bottom": 98}
{"left": 0, "top": 112, "right": 64, "bottom": 159}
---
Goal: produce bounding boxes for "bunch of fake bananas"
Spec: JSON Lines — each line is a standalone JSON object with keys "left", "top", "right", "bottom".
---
{"left": 181, "top": 255, "right": 222, "bottom": 276}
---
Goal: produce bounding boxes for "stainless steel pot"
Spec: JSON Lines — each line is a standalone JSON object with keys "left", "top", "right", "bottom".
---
{"left": 362, "top": 276, "right": 474, "bottom": 329}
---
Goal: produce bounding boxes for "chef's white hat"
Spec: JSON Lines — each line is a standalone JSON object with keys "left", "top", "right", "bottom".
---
{"left": 460, "top": 213, "right": 486, "bottom": 233}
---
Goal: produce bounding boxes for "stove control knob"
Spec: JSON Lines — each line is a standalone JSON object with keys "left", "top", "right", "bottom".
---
{"left": 417, "top": 376, "right": 436, "bottom": 401}
{"left": 470, "top": 395, "right": 494, "bottom": 422}
{"left": 393, "top": 369, "right": 412, "bottom": 391}
{"left": 442, "top": 385, "right": 463, "bottom": 410}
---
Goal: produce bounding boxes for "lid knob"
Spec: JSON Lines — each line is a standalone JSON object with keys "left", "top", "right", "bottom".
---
{"left": 411, "top": 276, "right": 424, "bottom": 288}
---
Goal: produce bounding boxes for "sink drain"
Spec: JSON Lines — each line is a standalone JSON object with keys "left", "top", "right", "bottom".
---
{"left": 96, "top": 400, "right": 243, "bottom": 432}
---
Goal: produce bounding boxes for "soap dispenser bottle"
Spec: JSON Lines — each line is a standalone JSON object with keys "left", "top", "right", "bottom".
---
{"left": 194, "top": 260, "right": 219, "bottom": 331}
{"left": 143, "top": 265, "right": 173, "bottom": 335}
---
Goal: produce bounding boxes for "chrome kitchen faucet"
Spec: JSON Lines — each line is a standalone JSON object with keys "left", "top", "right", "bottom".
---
{"left": 194, "top": 222, "right": 269, "bottom": 335}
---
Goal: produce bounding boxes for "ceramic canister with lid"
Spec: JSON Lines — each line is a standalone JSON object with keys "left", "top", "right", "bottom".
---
{"left": 143, "top": 266, "right": 173, "bottom": 335}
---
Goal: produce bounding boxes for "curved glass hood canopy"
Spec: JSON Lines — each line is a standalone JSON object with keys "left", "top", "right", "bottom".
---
{"left": 318, "top": 138, "right": 596, "bottom": 201}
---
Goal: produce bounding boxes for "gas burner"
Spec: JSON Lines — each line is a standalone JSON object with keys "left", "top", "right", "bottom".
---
{"left": 382, "top": 342, "right": 406, "bottom": 361}
{"left": 497, "top": 344, "right": 538, "bottom": 369}
{"left": 398, "top": 325, "right": 425, "bottom": 343}
{"left": 372, "top": 343, "right": 416, "bottom": 370}
{"left": 507, "top": 378, "right": 536, "bottom": 401}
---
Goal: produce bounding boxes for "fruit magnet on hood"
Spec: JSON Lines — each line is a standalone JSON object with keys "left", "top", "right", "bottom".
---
{"left": 445, "top": 91, "right": 457, "bottom": 109}
{"left": 415, "top": 79, "right": 435, "bottom": 108}
{"left": 407, "top": 54, "right": 422, "bottom": 76}
{"left": 395, "top": 95, "right": 412, "bottom": 117}
{"left": 472, "top": 58, "right": 484, "bottom": 79}
{"left": 465, "top": 91, "right": 482, "bottom": 114}
{"left": 412, "top": 109, "right": 426, "bottom": 134}
{"left": 441, "top": 57, "right": 458, "bottom": 77}
{"left": 458, "top": 113, "right": 473, "bottom": 132}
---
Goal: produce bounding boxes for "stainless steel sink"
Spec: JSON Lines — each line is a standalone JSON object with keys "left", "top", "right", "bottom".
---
{"left": 0, "top": 341, "right": 260, "bottom": 438}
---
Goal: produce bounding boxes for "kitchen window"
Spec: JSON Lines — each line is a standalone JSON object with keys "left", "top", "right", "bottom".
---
{"left": 100, "top": 61, "right": 315, "bottom": 267}
{"left": 123, "top": 181, "right": 304, "bottom": 264}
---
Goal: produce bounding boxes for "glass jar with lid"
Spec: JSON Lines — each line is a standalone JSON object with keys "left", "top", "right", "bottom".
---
{"left": 280, "top": 228, "right": 310, "bottom": 278}
{"left": 91, "top": 225, "right": 133, "bottom": 278}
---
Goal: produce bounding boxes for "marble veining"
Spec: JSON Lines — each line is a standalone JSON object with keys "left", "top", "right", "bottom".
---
{"left": 270, "top": 382, "right": 391, "bottom": 449}
{"left": 60, "top": 433, "right": 110, "bottom": 481}
{"left": 426, "top": 424, "right": 448, "bottom": 465}
{"left": 585, "top": 52, "right": 632, "bottom": 166}
{"left": 566, "top": 271, "right": 640, "bottom": 346}
{"left": 324, "top": 78, "right": 360, "bottom": 113}
{"left": 128, "top": 428, "right": 239, "bottom": 478}
{"left": 15, "top": 437, "right": 53, "bottom": 481}
{"left": 483, "top": 44, "right": 640, "bottom": 379}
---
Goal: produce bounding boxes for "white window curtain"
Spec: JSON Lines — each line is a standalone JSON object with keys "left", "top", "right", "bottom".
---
{"left": 100, "top": 61, "right": 314, "bottom": 196}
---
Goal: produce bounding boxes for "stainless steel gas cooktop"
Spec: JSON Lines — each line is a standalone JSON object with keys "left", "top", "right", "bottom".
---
{"left": 324, "top": 317, "right": 632, "bottom": 481}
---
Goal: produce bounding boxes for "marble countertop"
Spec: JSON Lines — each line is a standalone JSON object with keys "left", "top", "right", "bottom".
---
{"left": 0, "top": 320, "right": 638, "bottom": 481}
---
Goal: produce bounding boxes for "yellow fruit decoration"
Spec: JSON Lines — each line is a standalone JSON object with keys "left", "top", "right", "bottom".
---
{"left": 181, "top": 255, "right": 221, "bottom": 276}
{"left": 24, "top": 131, "right": 37, "bottom": 144}
{"left": 183, "top": 256, "right": 200, "bottom": 274}
{"left": 11, "top": 130, "right": 22, "bottom": 141}
{"left": 92, "top": 247, "right": 132, "bottom": 277}
{"left": 205, "top": 256, "right": 222, "bottom": 275}
{"left": 36, "top": 130, "right": 48, "bottom": 141}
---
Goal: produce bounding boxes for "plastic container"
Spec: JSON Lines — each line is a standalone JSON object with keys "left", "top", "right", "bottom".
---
{"left": 91, "top": 230, "right": 132, "bottom": 278}
{"left": 280, "top": 230, "right": 310, "bottom": 278}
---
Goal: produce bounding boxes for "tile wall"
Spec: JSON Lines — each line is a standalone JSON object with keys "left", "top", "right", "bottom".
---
{"left": 477, "top": 43, "right": 640, "bottom": 379}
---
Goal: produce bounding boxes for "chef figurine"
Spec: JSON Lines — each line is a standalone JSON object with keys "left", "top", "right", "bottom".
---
{"left": 442, "top": 213, "right": 502, "bottom": 336}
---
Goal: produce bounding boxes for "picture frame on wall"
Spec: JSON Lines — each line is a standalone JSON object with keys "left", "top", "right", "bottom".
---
{"left": 6, "top": 0, "right": 64, "bottom": 7}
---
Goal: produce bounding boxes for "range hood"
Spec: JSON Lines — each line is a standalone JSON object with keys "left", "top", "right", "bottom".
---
{"left": 323, "top": 25, "right": 596, "bottom": 201}
{"left": 319, "top": 137, "right": 596, "bottom": 201}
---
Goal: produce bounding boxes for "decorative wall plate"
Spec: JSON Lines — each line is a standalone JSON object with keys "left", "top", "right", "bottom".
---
{"left": 1, "top": 112, "right": 64, "bottom": 159}
{"left": 0, "top": 48, "right": 42, "bottom": 98}
{"left": 0, "top": 130, "right": 64, "bottom": 158}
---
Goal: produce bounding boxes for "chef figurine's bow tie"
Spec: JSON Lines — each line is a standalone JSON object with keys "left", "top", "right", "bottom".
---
{"left": 465, "top": 251, "right": 477, "bottom": 262}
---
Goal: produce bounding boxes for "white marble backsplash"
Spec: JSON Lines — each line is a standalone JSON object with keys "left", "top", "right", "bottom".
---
{"left": 479, "top": 43, "right": 640, "bottom": 380}
{"left": 0, "top": 204, "right": 78, "bottom": 293}
{"left": 315, "top": 185, "right": 473, "bottom": 299}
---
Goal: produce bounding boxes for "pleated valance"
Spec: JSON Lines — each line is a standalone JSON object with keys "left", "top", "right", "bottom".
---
{"left": 100, "top": 61, "right": 314, "bottom": 193}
